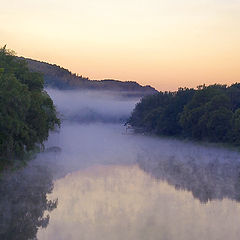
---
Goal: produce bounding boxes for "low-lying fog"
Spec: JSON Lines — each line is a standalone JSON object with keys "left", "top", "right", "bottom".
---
{"left": 1, "top": 88, "right": 240, "bottom": 240}
{"left": 47, "top": 88, "right": 138, "bottom": 123}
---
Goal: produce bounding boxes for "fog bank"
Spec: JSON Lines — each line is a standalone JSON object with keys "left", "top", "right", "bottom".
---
{"left": 41, "top": 88, "right": 240, "bottom": 202}
{"left": 46, "top": 88, "right": 139, "bottom": 123}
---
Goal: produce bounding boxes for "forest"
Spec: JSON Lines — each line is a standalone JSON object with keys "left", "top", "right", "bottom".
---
{"left": 0, "top": 46, "right": 60, "bottom": 170}
{"left": 128, "top": 84, "right": 240, "bottom": 146}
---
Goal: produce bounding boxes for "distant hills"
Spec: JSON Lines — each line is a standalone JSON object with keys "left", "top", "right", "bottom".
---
{"left": 19, "top": 57, "right": 158, "bottom": 97}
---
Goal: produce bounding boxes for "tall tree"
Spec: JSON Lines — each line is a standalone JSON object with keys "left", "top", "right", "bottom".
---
{"left": 0, "top": 47, "right": 60, "bottom": 167}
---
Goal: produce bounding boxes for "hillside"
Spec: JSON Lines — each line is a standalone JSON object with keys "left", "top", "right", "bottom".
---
{"left": 20, "top": 57, "right": 158, "bottom": 97}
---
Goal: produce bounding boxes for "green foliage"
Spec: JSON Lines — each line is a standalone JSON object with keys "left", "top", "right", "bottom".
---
{"left": 0, "top": 47, "right": 60, "bottom": 167}
{"left": 128, "top": 88, "right": 194, "bottom": 136}
{"left": 128, "top": 84, "right": 240, "bottom": 146}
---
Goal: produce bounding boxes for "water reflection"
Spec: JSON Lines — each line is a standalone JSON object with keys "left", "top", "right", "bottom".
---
{"left": 0, "top": 163, "right": 57, "bottom": 240}
{"left": 137, "top": 148, "right": 240, "bottom": 203}
{"left": 38, "top": 165, "right": 240, "bottom": 240}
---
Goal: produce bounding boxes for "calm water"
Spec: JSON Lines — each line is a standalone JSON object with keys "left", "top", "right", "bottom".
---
{"left": 1, "top": 123, "right": 240, "bottom": 240}
{"left": 1, "top": 89, "right": 240, "bottom": 239}
{"left": 38, "top": 164, "right": 240, "bottom": 240}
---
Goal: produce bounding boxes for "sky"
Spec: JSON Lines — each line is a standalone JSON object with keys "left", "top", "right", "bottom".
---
{"left": 1, "top": 0, "right": 240, "bottom": 91}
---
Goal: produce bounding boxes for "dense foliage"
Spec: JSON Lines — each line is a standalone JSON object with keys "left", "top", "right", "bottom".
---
{"left": 128, "top": 84, "right": 240, "bottom": 145}
{"left": 0, "top": 46, "right": 60, "bottom": 167}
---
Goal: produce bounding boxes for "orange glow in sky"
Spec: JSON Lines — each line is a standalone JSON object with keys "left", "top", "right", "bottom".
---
{"left": 1, "top": 0, "right": 240, "bottom": 91}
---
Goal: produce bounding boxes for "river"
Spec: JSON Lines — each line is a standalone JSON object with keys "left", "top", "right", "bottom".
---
{"left": 1, "top": 89, "right": 240, "bottom": 240}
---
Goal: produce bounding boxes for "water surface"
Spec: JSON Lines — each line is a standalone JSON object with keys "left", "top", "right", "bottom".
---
{"left": 1, "top": 89, "right": 240, "bottom": 240}
{"left": 36, "top": 122, "right": 240, "bottom": 240}
{"left": 38, "top": 163, "right": 240, "bottom": 240}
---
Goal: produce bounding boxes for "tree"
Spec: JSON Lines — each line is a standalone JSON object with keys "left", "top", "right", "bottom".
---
{"left": 206, "top": 107, "right": 233, "bottom": 142}
{"left": 128, "top": 83, "right": 240, "bottom": 146}
{"left": 0, "top": 47, "right": 60, "bottom": 167}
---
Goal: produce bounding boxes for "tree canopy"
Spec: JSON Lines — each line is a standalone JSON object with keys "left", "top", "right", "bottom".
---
{"left": 128, "top": 84, "right": 240, "bottom": 146}
{"left": 0, "top": 46, "right": 60, "bottom": 168}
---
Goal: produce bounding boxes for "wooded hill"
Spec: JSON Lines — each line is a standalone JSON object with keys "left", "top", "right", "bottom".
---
{"left": 128, "top": 84, "right": 240, "bottom": 146}
{"left": 20, "top": 57, "right": 158, "bottom": 97}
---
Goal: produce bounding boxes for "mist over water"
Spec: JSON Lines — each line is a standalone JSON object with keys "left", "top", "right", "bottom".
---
{"left": 37, "top": 89, "right": 141, "bottom": 177}
{"left": 1, "top": 88, "right": 240, "bottom": 240}
{"left": 47, "top": 88, "right": 139, "bottom": 123}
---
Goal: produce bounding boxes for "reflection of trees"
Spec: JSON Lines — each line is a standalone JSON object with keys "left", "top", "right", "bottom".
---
{"left": 137, "top": 153, "right": 240, "bottom": 203}
{"left": 0, "top": 164, "right": 57, "bottom": 240}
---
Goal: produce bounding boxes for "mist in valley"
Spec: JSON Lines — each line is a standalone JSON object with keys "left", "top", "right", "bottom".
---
{"left": 46, "top": 88, "right": 139, "bottom": 123}
{"left": 1, "top": 88, "right": 240, "bottom": 240}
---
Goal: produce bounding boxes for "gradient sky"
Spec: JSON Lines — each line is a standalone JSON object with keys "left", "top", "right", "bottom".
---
{"left": 1, "top": 0, "right": 240, "bottom": 91}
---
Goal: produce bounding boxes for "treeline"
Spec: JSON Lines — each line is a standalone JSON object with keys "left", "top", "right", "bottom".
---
{"left": 128, "top": 84, "right": 240, "bottom": 145}
{"left": 22, "top": 57, "right": 157, "bottom": 96}
{"left": 0, "top": 46, "right": 60, "bottom": 169}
